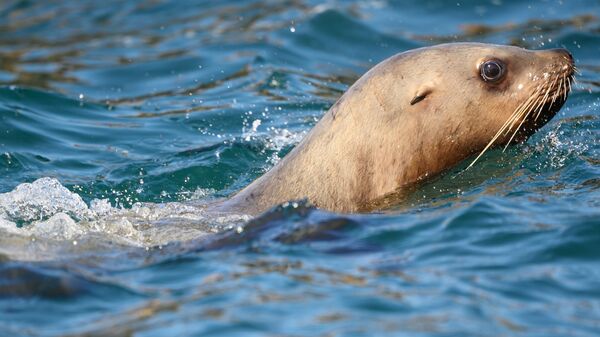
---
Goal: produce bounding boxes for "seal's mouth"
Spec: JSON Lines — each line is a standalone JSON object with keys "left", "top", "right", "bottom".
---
{"left": 468, "top": 50, "right": 576, "bottom": 168}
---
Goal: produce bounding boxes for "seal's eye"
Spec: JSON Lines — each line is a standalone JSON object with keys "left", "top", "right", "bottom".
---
{"left": 480, "top": 60, "right": 505, "bottom": 82}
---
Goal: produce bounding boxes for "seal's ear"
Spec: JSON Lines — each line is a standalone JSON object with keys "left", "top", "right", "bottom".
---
{"left": 410, "top": 87, "right": 433, "bottom": 105}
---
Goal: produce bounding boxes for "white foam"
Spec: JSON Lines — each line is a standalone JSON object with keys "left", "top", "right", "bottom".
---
{"left": 536, "top": 123, "right": 589, "bottom": 169}
{"left": 0, "top": 177, "right": 251, "bottom": 261}
{"left": 0, "top": 177, "right": 92, "bottom": 223}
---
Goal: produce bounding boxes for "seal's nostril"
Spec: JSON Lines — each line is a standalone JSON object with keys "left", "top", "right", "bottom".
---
{"left": 549, "top": 48, "right": 574, "bottom": 62}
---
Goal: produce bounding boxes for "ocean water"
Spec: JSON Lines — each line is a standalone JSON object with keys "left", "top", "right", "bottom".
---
{"left": 0, "top": 0, "right": 599, "bottom": 336}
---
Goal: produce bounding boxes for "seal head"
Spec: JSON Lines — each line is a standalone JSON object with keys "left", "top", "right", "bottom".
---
{"left": 220, "top": 43, "right": 575, "bottom": 214}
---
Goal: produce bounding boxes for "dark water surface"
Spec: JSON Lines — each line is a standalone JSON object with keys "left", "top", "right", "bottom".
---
{"left": 1, "top": 1, "right": 600, "bottom": 336}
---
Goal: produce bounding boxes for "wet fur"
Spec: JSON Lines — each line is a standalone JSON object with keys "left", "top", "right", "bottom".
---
{"left": 218, "top": 43, "right": 574, "bottom": 215}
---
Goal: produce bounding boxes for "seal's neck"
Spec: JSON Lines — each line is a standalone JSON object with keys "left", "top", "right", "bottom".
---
{"left": 220, "top": 108, "right": 366, "bottom": 214}
{"left": 220, "top": 67, "right": 472, "bottom": 215}
{"left": 221, "top": 91, "right": 409, "bottom": 214}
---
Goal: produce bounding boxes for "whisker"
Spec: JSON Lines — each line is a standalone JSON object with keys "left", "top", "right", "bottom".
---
{"left": 502, "top": 88, "right": 540, "bottom": 136}
{"left": 547, "top": 77, "right": 562, "bottom": 116}
{"left": 466, "top": 63, "right": 575, "bottom": 170}
{"left": 499, "top": 96, "right": 533, "bottom": 140}
{"left": 466, "top": 113, "right": 520, "bottom": 168}
{"left": 504, "top": 93, "right": 546, "bottom": 148}
{"left": 534, "top": 77, "right": 558, "bottom": 121}
{"left": 466, "top": 92, "right": 538, "bottom": 169}
{"left": 504, "top": 94, "right": 545, "bottom": 151}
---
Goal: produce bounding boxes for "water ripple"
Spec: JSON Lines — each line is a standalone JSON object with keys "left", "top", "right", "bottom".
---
{"left": 1, "top": 1, "right": 600, "bottom": 336}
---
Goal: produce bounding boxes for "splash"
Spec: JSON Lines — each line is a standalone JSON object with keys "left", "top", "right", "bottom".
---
{"left": 0, "top": 177, "right": 92, "bottom": 225}
{"left": 0, "top": 177, "right": 251, "bottom": 261}
{"left": 535, "top": 121, "right": 590, "bottom": 170}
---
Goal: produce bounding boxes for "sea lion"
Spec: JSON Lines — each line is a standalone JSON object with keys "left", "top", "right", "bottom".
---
{"left": 217, "top": 43, "right": 575, "bottom": 215}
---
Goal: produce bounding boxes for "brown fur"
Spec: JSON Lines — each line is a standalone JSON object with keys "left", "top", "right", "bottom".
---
{"left": 217, "top": 43, "right": 574, "bottom": 215}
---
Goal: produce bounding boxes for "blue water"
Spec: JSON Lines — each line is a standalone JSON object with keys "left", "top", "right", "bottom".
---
{"left": 1, "top": 1, "right": 600, "bottom": 336}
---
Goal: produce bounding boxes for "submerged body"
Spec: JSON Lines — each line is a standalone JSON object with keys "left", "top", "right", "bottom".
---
{"left": 219, "top": 43, "right": 574, "bottom": 215}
